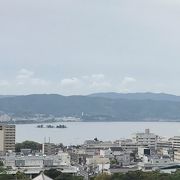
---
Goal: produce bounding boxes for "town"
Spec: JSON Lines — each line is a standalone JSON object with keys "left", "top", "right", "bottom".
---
{"left": 1, "top": 125, "right": 180, "bottom": 179}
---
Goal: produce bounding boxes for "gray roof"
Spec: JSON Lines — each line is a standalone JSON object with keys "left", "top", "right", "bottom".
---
{"left": 110, "top": 147, "right": 123, "bottom": 152}
{"left": 32, "top": 172, "right": 53, "bottom": 180}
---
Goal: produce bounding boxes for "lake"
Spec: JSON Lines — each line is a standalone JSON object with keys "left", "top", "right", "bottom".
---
{"left": 16, "top": 122, "right": 180, "bottom": 145}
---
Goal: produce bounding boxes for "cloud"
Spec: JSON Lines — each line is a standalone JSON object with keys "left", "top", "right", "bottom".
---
{"left": 120, "top": 77, "right": 137, "bottom": 92}
{"left": 15, "top": 68, "right": 50, "bottom": 88}
{"left": 31, "top": 78, "right": 49, "bottom": 86}
{"left": 89, "top": 74, "right": 112, "bottom": 90}
{"left": 90, "top": 81, "right": 111, "bottom": 89}
{"left": 91, "top": 74, "right": 105, "bottom": 81}
{"left": 60, "top": 78, "right": 81, "bottom": 88}
{"left": 0, "top": 70, "right": 137, "bottom": 95}
{"left": 59, "top": 74, "right": 112, "bottom": 94}
{"left": 121, "top": 77, "right": 137, "bottom": 85}
{"left": 0, "top": 80, "right": 9, "bottom": 87}
{"left": 16, "top": 69, "right": 34, "bottom": 79}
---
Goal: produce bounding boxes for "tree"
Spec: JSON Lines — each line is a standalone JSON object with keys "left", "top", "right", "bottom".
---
{"left": 15, "top": 171, "right": 30, "bottom": 180}
{"left": 55, "top": 174, "right": 83, "bottom": 180}
{"left": 94, "top": 173, "right": 111, "bottom": 180}
{"left": 44, "top": 169, "right": 61, "bottom": 179}
{"left": 44, "top": 169, "right": 83, "bottom": 180}
{"left": 15, "top": 141, "right": 42, "bottom": 152}
{"left": 0, "top": 174, "right": 14, "bottom": 180}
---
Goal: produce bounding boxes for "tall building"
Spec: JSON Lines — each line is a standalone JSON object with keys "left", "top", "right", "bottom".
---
{"left": 132, "top": 129, "right": 158, "bottom": 149}
{"left": 42, "top": 143, "right": 56, "bottom": 155}
{"left": 0, "top": 125, "right": 15, "bottom": 154}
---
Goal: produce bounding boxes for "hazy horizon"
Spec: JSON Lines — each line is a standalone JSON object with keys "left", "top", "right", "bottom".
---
{"left": 0, "top": 91, "right": 180, "bottom": 97}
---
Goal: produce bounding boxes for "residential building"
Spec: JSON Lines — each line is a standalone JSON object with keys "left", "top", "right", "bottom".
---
{"left": 169, "top": 136, "right": 180, "bottom": 150}
{"left": 0, "top": 124, "right": 15, "bottom": 155}
{"left": 116, "top": 139, "right": 139, "bottom": 152}
{"left": 138, "top": 147, "right": 151, "bottom": 159}
{"left": 86, "top": 156, "right": 110, "bottom": 174}
{"left": 42, "top": 143, "right": 56, "bottom": 155}
{"left": 157, "top": 140, "right": 173, "bottom": 150}
{"left": 174, "top": 150, "right": 180, "bottom": 162}
{"left": 132, "top": 129, "right": 158, "bottom": 149}
{"left": 138, "top": 155, "right": 175, "bottom": 171}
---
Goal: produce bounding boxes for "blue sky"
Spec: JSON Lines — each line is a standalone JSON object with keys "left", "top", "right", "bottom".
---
{"left": 0, "top": 0, "right": 180, "bottom": 95}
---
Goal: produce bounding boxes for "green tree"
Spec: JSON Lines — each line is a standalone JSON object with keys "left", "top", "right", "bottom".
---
{"left": 94, "top": 173, "right": 111, "bottom": 180}
{"left": 15, "top": 141, "right": 42, "bottom": 152}
{"left": 15, "top": 171, "right": 30, "bottom": 180}
{"left": 0, "top": 174, "right": 15, "bottom": 180}
{"left": 55, "top": 174, "right": 83, "bottom": 180}
{"left": 44, "top": 169, "right": 61, "bottom": 179}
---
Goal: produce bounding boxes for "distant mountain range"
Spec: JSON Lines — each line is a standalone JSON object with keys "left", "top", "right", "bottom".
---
{"left": 1, "top": 93, "right": 180, "bottom": 121}
{"left": 89, "top": 92, "right": 180, "bottom": 101}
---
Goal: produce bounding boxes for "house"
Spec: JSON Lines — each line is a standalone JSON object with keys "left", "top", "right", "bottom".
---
{"left": 86, "top": 156, "right": 110, "bottom": 174}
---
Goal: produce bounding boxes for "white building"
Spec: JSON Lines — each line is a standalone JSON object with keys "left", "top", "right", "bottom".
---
{"left": 4, "top": 153, "right": 71, "bottom": 168}
{"left": 132, "top": 129, "right": 158, "bottom": 149}
{"left": 56, "top": 151, "right": 71, "bottom": 166}
{"left": 100, "top": 147, "right": 131, "bottom": 166}
{"left": 86, "top": 156, "right": 110, "bottom": 173}
{"left": 174, "top": 151, "right": 180, "bottom": 162}
{"left": 169, "top": 136, "right": 180, "bottom": 150}
{"left": 157, "top": 140, "right": 173, "bottom": 150}
{"left": 138, "top": 147, "right": 151, "bottom": 159}
{"left": 138, "top": 155, "right": 175, "bottom": 171}
{"left": 100, "top": 149, "right": 112, "bottom": 158}
{"left": 116, "top": 139, "right": 139, "bottom": 152}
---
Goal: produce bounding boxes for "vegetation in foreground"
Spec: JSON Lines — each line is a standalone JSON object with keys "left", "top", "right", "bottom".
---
{"left": 2, "top": 166, "right": 180, "bottom": 180}
{"left": 91, "top": 170, "right": 180, "bottom": 180}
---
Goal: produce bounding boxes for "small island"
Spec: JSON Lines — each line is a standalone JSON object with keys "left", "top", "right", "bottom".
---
{"left": 36, "top": 124, "right": 67, "bottom": 129}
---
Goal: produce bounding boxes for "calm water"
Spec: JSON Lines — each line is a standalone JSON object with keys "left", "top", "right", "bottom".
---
{"left": 16, "top": 122, "right": 180, "bottom": 145}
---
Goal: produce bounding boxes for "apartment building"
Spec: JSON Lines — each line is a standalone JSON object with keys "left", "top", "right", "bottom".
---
{"left": 0, "top": 125, "right": 15, "bottom": 154}
{"left": 169, "top": 136, "right": 180, "bottom": 150}
{"left": 132, "top": 129, "right": 158, "bottom": 149}
{"left": 42, "top": 143, "right": 56, "bottom": 155}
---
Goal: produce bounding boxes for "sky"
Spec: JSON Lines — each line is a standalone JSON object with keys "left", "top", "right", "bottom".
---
{"left": 0, "top": 0, "right": 180, "bottom": 95}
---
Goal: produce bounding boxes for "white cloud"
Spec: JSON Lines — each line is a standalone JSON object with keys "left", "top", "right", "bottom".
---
{"left": 89, "top": 74, "right": 112, "bottom": 91}
{"left": 120, "top": 77, "right": 137, "bottom": 92}
{"left": 90, "top": 81, "right": 111, "bottom": 89}
{"left": 60, "top": 78, "right": 81, "bottom": 88}
{"left": 0, "top": 71, "right": 138, "bottom": 95}
{"left": 59, "top": 74, "right": 112, "bottom": 94}
{"left": 31, "top": 78, "right": 49, "bottom": 86}
{"left": 0, "top": 80, "right": 9, "bottom": 87}
{"left": 91, "top": 74, "right": 105, "bottom": 81}
{"left": 15, "top": 68, "right": 49, "bottom": 88}
{"left": 16, "top": 68, "right": 34, "bottom": 79}
{"left": 121, "top": 77, "right": 137, "bottom": 85}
